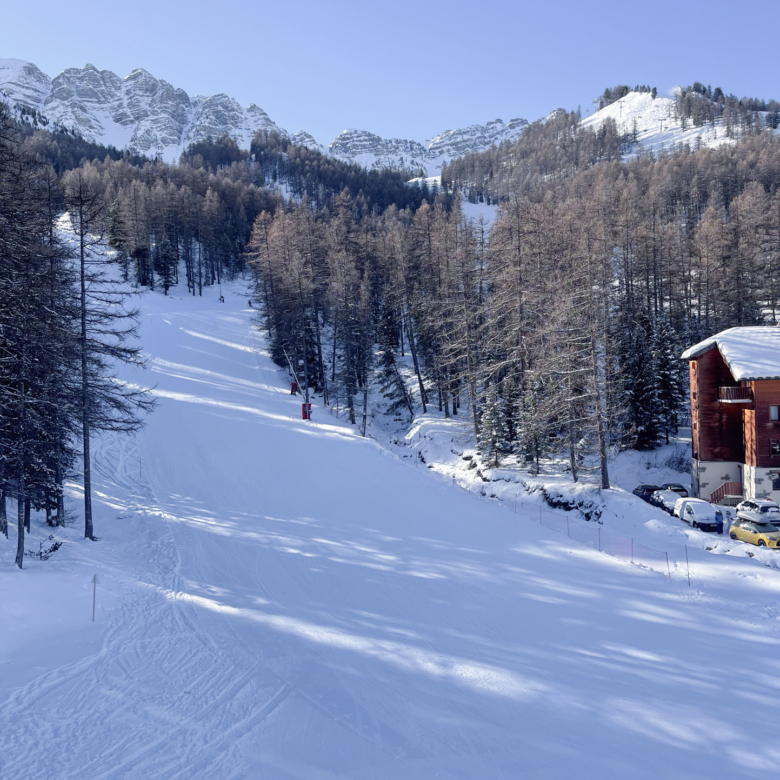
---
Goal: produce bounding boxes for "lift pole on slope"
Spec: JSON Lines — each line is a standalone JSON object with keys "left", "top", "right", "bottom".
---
{"left": 283, "top": 348, "right": 310, "bottom": 420}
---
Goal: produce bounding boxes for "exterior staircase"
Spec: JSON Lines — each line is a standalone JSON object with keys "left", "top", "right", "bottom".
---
{"left": 709, "top": 481, "right": 743, "bottom": 506}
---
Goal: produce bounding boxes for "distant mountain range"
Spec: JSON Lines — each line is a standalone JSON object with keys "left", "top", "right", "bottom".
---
{"left": 1, "top": 60, "right": 753, "bottom": 178}
{"left": 0, "top": 58, "right": 528, "bottom": 174}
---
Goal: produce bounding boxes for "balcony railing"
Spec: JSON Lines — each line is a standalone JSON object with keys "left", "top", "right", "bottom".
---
{"left": 718, "top": 386, "right": 753, "bottom": 403}
{"left": 709, "top": 481, "right": 743, "bottom": 505}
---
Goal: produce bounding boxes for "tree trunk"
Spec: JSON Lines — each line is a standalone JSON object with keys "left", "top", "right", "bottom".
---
{"left": 197, "top": 238, "right": 203, "bottom": 297}
{"left": 568, "top": 399, "right": 579, "bottom": 484}
{"left": 345, "top": 344, "right": 356, "bottom": 425}
{"left": 590, "top": 332, "right": 610, "bottom": 490}
{"left": 314, "top": 299, "right": 327, "bottom": 405}
{"left": 80, "top": 214, "right": 94, "bottom": 541}
{"left": 404, "top": 311, "right": 427, "bottom": 413}
{"left": 54, "top": 437, "right": 66, "bottom": 526}
{"left": 361, "top": 379, "right": 369, "bottom": 437}
{"left": 331, "top": 321, "right": 338, "bottom": 383}
{"left": 0, "top": 488, "right": 6, "bottom": 538}
{"left": 15, "top": 478, "right": 25, "bottom": 569}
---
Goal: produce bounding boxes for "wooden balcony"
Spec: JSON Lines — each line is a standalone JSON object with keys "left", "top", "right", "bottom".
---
{"left": 718, "top": 386, "right": 753, "bottom": 403}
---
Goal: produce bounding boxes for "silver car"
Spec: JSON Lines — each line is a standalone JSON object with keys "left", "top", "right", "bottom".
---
{"left": 735, "top": 499, "right": 780, "bottom": 528}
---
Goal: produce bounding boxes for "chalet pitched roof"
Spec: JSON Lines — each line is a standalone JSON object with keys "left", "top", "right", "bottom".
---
{"left": 681, "top": 326, "right": 780, "bottom": 380}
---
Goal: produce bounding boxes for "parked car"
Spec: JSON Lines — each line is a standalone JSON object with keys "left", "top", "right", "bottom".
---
{"left": 674, "top": 497, "right": 723, "bottom": 532}
{"left": 729, "top": 519, "right": 780, "bottom": 548}
{"left": 650, "top": 489, "right": 681, "bottom": 514}
{"left": 633, "top": 484, "right": 662, "bottom": 502}
{"left": 660, "top": 483, "right": 689, "bottom": 498}
{"left": 735, "top": 499, "right": 780, "bottom": 527}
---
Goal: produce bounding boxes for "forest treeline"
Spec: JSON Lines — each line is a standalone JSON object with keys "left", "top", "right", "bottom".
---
{"left": 250, "top": 126, "right": 780, "bottom": 487}
{"left": 29, "top": 131, "right": 429, "bottom": 298}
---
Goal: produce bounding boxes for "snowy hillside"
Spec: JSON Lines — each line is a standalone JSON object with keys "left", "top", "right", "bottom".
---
{"left": 2, "top": 268, "right": 780, "bottom": 778}
{"left": 581, "top": 90, "right": 737, "bottom": 157}
{"left": 0, "top": 58, "right": 528, "bottom": 171}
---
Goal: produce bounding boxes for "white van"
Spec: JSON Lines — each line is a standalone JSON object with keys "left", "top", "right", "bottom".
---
{"left": 673, "top": 497, "right": 723, "bottom": 533}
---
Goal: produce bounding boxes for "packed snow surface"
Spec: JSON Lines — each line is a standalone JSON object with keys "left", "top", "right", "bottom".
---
{"left": 2, "top": 286, "right": 780, "bottom": 779}
{"left": 681, "top": 326, "right": 780, "bottom": 380}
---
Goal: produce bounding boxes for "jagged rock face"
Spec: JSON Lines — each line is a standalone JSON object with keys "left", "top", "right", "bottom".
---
{"left": 0, "top": 58, "right": 530, "bottom": 172}
{"left": 0, "top": 59, "right": 51, "bottom": 107}
{"left": 328, "top": 129, "right": 429, "bottom": 171}
{"left": 291, "top": 130, "right": 324, "bottom": 152}
{"left": 329, "top": 118, "right": 529, "bottom": 174}
{"left": 0, "top": 60, "right": 284, "bottom": 159}
{"left": 426, "top": 117, "right": 528, "bottom": 160}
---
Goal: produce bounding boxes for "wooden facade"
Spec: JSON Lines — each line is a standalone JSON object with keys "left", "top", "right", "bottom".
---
{"left": 683, "top": 327, "right": 780, "bottom": 501}
{"left": 690, "top": 347, "right": 780, "bottom": 491}
{"left": 744, "top": 379, "right": 780, "bottom": 468}
{"left": 690, "top": 348, "right": 744, "bottom": 463}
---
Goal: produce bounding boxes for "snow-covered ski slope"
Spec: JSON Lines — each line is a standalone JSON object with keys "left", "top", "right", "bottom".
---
{"left": 581, "top": 91, "right": 739, "bottom": 158}
{"left": 2, "top": 287, "right": 780, "bottom": 779}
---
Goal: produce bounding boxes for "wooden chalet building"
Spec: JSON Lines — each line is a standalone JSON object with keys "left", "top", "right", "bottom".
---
{"left": 682, "top": 327, "right": 780, "bottom": 505}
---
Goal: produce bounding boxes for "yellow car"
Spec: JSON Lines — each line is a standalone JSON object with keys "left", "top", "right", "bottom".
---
{"left": 729, "top": 519, "right": 780, "bottom": 548}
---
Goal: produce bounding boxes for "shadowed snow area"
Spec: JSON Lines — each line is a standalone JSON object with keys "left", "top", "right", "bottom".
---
{"left": 2, "top": 287, "right": 780, "bottom": 779}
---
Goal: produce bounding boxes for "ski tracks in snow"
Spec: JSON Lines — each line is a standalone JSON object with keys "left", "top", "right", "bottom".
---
{"left": 0, "top": 379, "right": 296, "bottom": 778}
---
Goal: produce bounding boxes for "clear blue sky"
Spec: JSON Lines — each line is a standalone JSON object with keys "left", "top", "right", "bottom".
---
{"left": 2, "top": 0, "right": 778, "bottom": 145}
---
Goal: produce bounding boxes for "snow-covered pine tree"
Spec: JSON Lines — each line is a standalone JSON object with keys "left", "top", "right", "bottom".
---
{"left": 64, "top": 164, "right": 154, "bottom": 541}
{"left": 478, "top": 385, "right": 510, "bottom": 468}
{"left": 499, "top": 379, "right": 520, "bottom": 458}
{"left": 377, "top": 304, "right": 414, "bottom": 422}
{"left": 155, "top": 235, "right": 177, "bottom": 295}
{"left": 0, "top": 104, "right": 82, "bottom": 564}
{"left": 619, "top": 312, "right": 662, "bottom": 449}
{"left": 107, "top": 199, "right": 130, "bottom": 281}
{"left": 651, "top": 315, "right": 686, "bottom": 444}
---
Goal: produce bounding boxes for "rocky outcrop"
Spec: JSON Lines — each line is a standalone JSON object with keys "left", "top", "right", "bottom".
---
{"left": 328, "top": 129, "right": 429, "bottom": 172}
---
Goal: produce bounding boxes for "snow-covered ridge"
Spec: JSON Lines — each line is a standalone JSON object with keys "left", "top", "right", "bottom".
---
{"left": 581, "top": 90, "right": 741, "bottom": 157}
{"left": 328, "top": 117, "right": 529, "bottom": 175}
{"left": 0, "top": 58, "right": 528, "bottom": 172}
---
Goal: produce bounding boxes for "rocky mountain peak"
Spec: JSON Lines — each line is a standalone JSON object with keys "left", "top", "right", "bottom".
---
{"left": 0, "top": 58, "right": 530, "bottom": 173}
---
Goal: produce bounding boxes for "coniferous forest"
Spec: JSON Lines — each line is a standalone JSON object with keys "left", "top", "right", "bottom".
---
{"left": 250, "top": 104, "right": 780, "bottom": 488}
{"left": 5, "top": 81, "right": 780, "bottom": 567}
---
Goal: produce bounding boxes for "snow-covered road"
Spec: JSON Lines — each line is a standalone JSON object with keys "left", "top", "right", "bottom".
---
{"left": 2, "top": 289, "right": 780, "bottom": 779}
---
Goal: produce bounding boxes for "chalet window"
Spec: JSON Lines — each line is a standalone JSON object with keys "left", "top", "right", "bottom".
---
{"left": 773, "top": 476, "right": 780, "bottom": 491}
{"left": 772, "top": 440, "right": 780, "bottom": 456}
{"left": 771, "top": 406, "right": 779, "bottom": 421}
